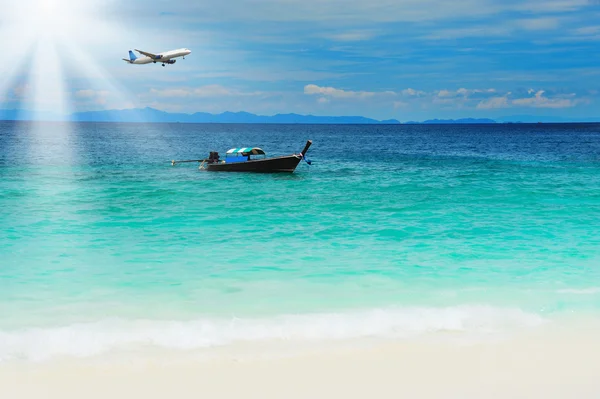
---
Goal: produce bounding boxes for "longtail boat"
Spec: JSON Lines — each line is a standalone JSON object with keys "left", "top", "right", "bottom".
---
{"left": 172, "top": 140, "right": 312, "bottom": 173}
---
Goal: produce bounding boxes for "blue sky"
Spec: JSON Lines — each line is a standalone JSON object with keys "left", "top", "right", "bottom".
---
{"left": 1, "top": 0, "right": 599, "bottom": 121}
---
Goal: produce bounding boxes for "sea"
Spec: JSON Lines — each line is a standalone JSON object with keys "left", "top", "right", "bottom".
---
{"left": 1, "top": 121, "right": 599, "bottom": 362}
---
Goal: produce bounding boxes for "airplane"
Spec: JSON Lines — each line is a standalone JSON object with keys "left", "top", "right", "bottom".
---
{"left": 122, "top": 48, "right": 191, "bottom": 67}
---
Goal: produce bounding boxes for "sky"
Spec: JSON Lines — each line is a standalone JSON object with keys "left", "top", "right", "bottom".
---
{"left": 0, "top": 0, "right": 599, "bottom": 122}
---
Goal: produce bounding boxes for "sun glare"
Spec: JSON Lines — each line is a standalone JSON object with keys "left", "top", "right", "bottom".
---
{"left": 1, "top": 0, "right": 129, "bottom": 116}
{"left": 14, "top": 0, "right": 101, "bottom": 38}
{"left": 35, "top": 0, "right": 70, "bottom": 35}
{"left": 0, "top": 0, "right": 134, "bottom": 163}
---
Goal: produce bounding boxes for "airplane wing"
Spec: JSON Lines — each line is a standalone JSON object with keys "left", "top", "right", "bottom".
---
{"left": 135, "top": 49, "right": 161, "bottom": 59}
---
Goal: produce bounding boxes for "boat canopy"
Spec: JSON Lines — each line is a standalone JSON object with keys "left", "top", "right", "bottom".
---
{"left": 226, "top": 147, "right": 266, "bottom": 156}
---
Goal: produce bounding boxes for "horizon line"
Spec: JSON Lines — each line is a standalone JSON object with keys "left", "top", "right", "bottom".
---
{"left": 1, "top": 107, "right": 599, "bottom": 124}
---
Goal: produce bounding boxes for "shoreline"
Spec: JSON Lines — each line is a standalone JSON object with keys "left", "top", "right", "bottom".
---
{"left": 2, "top": 321, "right": 600, "bottom": 399}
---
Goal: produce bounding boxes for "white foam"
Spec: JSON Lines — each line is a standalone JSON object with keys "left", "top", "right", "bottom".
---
{"left": 0, "top": 306, "right": 544, "bottom": 362}
{"left": 556, "top": 288, "right": 600, "bottom": 295}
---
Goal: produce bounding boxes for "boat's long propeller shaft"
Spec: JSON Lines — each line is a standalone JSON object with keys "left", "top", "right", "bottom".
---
{"left": 171, "top": 159, "right": 208, "bottom": 166}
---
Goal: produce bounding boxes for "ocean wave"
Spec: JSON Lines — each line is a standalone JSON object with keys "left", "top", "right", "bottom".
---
{"left": 0, "top": 306, "right": 544, "bottom": 362}
{"left": 556, "top": 288, "right": 600, "bottom": 295}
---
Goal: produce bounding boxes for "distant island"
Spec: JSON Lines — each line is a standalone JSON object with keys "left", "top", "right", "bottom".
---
{"left": 69, "top": 108, "right": 404, "bottom": 125}
{"left": 0, "top": 107, "right": 598, "bottom": 124}
{"left": 0, "top": 108, "right": 402, "bottom": 124}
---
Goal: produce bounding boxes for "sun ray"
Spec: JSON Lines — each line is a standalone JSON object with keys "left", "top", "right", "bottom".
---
{"left": 1, "top": 0, "right": 132, "bottom": 112}
{"left": 0, "top": 0, "right": 185, "bottom": 170}
{"left": 16, "top": 40, "right": 72, "bottom": 169}
{"left": 60, "top": 41, "right": 140, "bottom": 115}
{"left": 0, "top": 0, "right": 149, "bottom": 159}
{"left": 0, "top": 12, "right": 37, "bottom": 113}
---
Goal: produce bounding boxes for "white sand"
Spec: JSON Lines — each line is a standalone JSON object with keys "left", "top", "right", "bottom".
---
{"left": 2, "top": 324, "right": 600, "bottom": 399}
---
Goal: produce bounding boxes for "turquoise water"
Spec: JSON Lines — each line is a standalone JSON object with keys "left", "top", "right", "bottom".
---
{"left": 1, "top": 121, "right": 600, "bottom": 360}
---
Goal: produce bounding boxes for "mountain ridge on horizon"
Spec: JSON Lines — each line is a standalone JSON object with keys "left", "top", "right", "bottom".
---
{"left": 1, "top": 107, "right": 598, "bottom": 124}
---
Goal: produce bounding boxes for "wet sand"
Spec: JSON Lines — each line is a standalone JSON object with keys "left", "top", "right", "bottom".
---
{"left": 2, "top": 323, "right": 599, "bottom": 399}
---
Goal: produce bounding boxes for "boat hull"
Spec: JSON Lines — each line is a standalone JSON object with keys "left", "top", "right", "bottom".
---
{"left": 205, "top": 155, "right": 302, "bottom": 173}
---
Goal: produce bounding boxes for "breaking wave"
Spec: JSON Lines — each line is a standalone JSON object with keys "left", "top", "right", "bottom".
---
{"left": 0, "top": 305, "right": 544, "bottom": 362}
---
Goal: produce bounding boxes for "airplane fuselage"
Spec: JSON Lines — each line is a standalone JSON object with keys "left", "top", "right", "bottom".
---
{"left": 128, "top": 57, "right": 154, "bottom": 65}
{"left": 123, "top": 48, "right": 191, "bottom": 65}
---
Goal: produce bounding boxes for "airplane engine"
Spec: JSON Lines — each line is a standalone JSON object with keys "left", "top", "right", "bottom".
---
{"left": 167, "top": 60, "right": 176, "bottom": 64}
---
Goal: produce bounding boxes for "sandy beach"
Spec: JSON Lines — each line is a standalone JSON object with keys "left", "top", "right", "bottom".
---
{"left": 2, "top": 321, "right": 599, "bottom": 399}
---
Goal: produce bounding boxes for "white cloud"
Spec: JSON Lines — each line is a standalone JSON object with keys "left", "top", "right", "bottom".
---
{"left": 512, "top": 90, "right": 577, "bottom": 108}
{"left": 304, "top": 84, "right": 395, "bottom": 99}
{"left": 72, "top": 89, "right": 110, "bottom": 105}
{"left": 74, "top": 89, "right": 96, "bottom": 98}
{"left": 421, "top": 15, "right": 570, "bottom": 41}
{"left": 435, "top": 87, "right": 584, "bottom": 110}
{"left": 477, "top": 89, "right": 580, "bottom": 109}
{"left": 194, "top": 69, "right": 345, "bottom": 83}
{"left": 516, "top": 17, "right": 559, "bottom": 31}
{"left": 324, "top": 30, "right": 377, "bottom": 42}
{"left": 120, "top": 0, "right": 592, "bottom": 25}
{"left": 436, "top": 88, "right": 495, "bottom": 98}
{"left": 573, "top": 26, "right": 600, "bottom": 35}
{"left": 12, "top": 84, "right": 30, "bottom": 98}
{"left": 422, "top": 26, "right": 512, "bottom": 40}
{"left": 514, "top": 0, "right": 589, "bottom": 13}
{"left": 462, "top": 88, "right": 496, "bottom": 95}
{"left": 149, "top": 88, "right": 193, "bottom": 98}
{"left": 568, "top": 25, "right": 600, "bottom": 41}
{"left": 402, "top": 88, "right": 426, "bottom": 96}
{"left": 75, "top": 89, "right": 109, "bottom": 99}
{"left": 476, "top": 95, "right": 510, "bottom": 109}
{"left": 149, "top": 85, "right": 262, "bottom": 98}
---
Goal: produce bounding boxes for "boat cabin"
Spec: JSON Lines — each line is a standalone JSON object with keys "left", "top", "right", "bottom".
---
{"left": 224, "top": 147, "right": 266, "bottom": 163}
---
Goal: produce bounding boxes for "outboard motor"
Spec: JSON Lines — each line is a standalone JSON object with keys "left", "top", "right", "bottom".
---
{"left": 208, "top": 151, "right": 220, "bottom": 163}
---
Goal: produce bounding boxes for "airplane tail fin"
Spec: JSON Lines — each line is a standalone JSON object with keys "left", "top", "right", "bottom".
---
{"left": 128, "top": 50, "right": 137, "bottom": 61}
{"left": 122, "top": 58, "right": 131, "bottom": 63}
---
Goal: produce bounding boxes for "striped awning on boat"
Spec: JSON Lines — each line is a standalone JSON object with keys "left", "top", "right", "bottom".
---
{"left": 226, "top": 147, "right": 265, "bottom": 155}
